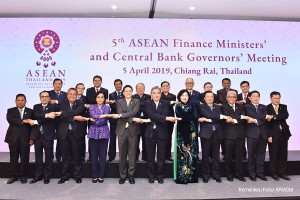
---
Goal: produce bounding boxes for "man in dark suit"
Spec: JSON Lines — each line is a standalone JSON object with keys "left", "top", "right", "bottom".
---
{"left": 144, "top": 86, "right": 178, "bottom": 184}
{"left": 200, "top": 82, "right": 219, "bottom": 104}
{"left": 161, "top": 81, "right": 177, "bottom": 161}
{"left": 48, "top": 78, "right": 67, "bottom": 163}
{"left": 86, "top": 75, "right": 108, "bottom": 104}
{"left": 56, "top": 88, "right": 87, "bottom": 184}
{"left": 114, "top": 85, "right": 142, "bottom": 184}
{"left": 267, "top": 91, "right": 291, "bottom": 181}
{"left": 221, "top": 91, "right": 248, "bottom": 182}
{"left": 30, "top": 91, "right": 57, "bottom": 184}
{"left": 199, "top": 91, "right": 224, "bottom": 183}
{"left": 217, "top": 78, "right": 238, "bottom": 160}
{"left": 5, "top": 94, "right": 35, "bottom": 184}
{"left": 107, "top": 79, "right": 123, "bottom": 162}
{"left": 132, "top": 83, "right": 151, "bottom": 161}
{"left": 244, "top": 90, "right": 273, "bottom": 181}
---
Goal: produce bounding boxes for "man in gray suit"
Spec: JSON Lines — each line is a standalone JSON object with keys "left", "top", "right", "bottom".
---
{"left": 113, "top": 85, "right": 143, "bottom": 184}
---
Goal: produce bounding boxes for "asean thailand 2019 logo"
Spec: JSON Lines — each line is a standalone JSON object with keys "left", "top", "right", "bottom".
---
{"left": 34, "top": 30, "right": 60, "bottom": 68}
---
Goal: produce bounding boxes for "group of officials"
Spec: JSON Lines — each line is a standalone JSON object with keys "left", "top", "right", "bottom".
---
{"left": 5, "top": 75, "right": 291, "bottom": 185}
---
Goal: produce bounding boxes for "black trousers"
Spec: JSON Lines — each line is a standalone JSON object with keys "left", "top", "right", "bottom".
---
{"left": 90, "top": 138, "right": 109, "bottom": 178}
{"left": 268, "top": 131, "right": 288, "bottom": 176}
{"left": 201, "top": 132, "right": 221, "bottom": 178}
{"left": 60, "top": 130, "right": 83, "bottom": 179}
{"left": 108, "top": 123, "right": 117, "bottom": 160}
{"left": 247, "top": 137, "right": 267, "bottom": 177}
{"left": 225, "top": 139, "right": 244, "bottom": 177}
{"left": 136, "top": 123, "right": 147, "bottom": 160}
{"left": 9, "top": 137, "right": 30, "bottom": 178}
{"left": 165, "top": 122, "right": 174, "bottom": 159}
{"left": 34, "top": 134, "right": 54, "bottom": 179}
{"left": 145, "top": 132, "right": 167, "bottom": 180}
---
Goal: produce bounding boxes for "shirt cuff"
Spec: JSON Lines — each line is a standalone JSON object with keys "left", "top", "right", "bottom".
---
{"left": 241, "top": 115, "right": 245, "bottom": 119}
{"left": 233, "top": 119, "right": 238, "bottom": 124}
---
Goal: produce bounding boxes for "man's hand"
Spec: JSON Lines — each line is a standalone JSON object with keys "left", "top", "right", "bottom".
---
{"left": 266, "top": 115, "right": 274, "bottom": 121}
{"left": 74, "top": 116, "right": 86, "bottom": 121}
{"left": 111, "top": 114, "right": 121, "bottom": 119}
{"left": 29, "top": 139, "right": 34, "bottom": 146}
{"left": 268, "top": 137, "right": 272, "bottom": 143}
{"left": 133, "top": 118, "right": 143, "bottom": 123}
{"left": 49, "top": 100, "right": 57, "bottom": 104}
{"left": 247, "top": 117, "right": 257, "bottom": 123}
{"left": 46, "top": 112, "right": 56, "bottom": 119}
{"left": 166, "top": 117, "right": 177, "bottom": 122}
{"left": 55, "top": 112, "right": 62, "bottom": 117}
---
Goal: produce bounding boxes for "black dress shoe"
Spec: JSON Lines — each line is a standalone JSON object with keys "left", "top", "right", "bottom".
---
{"left": 158, "top": 179, "right": 164, "bottom": 184}
{"left": 7, "top": 177, "right": 18, "bottom": 184}
{"left": 58, "top": 177, "right": 69, "bottom": 184}
{"left": 249, "top": 176, "right": 257, "bottom": 181}
{"left": 119, "top": 178, "right": 126, "bottom": 184}
{"left": 129, "top": 176, "right": 135, "bottom": 184}
{"left": 44, "top": 178, "right": 50, "bottom": 184}
{"left": 20, "top": 177, "right": 27, "bottom": 184}
{"left": 214, "top": 177, "right": 222, "bottom": 183}
{"left": 279, "top": 175, "right": 291, "bottom": 181}
{"left": 29, "top": 177, "right": 43, "bottom": 184}
{"left": 203, "top": 177, "right": 209, "bottom": 183}
{"left": 257, "top": 175, "right": 268, "bottom": 181}
{"left": 148, "top": 178, "right": 155, "bottom": 183}
{"left": 235, "top": 176, "right": 246, "bottom": 182}
{"left": 107, "top": 158, "right": 114, "bottom": 162}
{"left": 272, "top": 175, "right": 279, "bottom": 181}
{"left": 166, "top": 158, "right": 173, "bottom": 162}
{"left": 227, "top": 176, "right": 233, "bottom": 182}
{"left": 98, "top": 178, "right": 104, "bottom": 183}
{"left": 92, "top": 178, "right": 98, "bottom": 183}
{"left": 75, "top": 178, "right": 82, "bottom": 183}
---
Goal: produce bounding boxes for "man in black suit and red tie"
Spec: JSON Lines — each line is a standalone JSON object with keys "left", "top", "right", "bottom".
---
{"left": 107, "top": 79, "right": 123, "bottom": 162}
{"left": 144, "top": 86, "right": 178, "bottom": 184}
{"left": 244, "top": 90, "right": 273, "bottom": 181}
{"left": 221, "top": 91, "right": 249, "bottom": 182}
{"left": 86, "top": 75, "right": 108, "bottom": 104}
{"left": 48, "top": 78, "right": 67, "bottom": 163}
{"left": 30, "top": 91, "right": 57, "bottom": 184}
{"left": 132, "top": 82, "right": 151, "bottom": 161}
{"left": 5, "top": 94, "right": 35, "bottom": 184}
{"left": 56, "top": 88, "right": 87, "bottom": 184}
{"left": 267, "top": 91, "right": 291, "bottom": 181}
{"left": 199, "top": 91, "right": 225, "bottom": 183}
{"left": 237, "top": 81, "right": 251, "bottom": 105}
{"left": 160, "top": 81, "right": 177, "bottom": 161}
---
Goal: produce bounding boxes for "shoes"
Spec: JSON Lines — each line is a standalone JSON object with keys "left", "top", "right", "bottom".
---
{"left": 148, "top": 178, "right": 155, "bottom": 184}
{"left": 272, "top": 175, "right": 279, "bottom": 181}
{"left": 75, "top": 178, "right": 82, "bottom": 183}
{"left": 279, "top": 174, "right": 291, "bottom": 181}
{"left": 203, "top": 177, "right": 209, "bottom": 183}
{"left": 20, "top": 177, "right": 27, "bottom": 184}
{"left": 44, "top": 178, "right": 50, "bottom": 184}
{"left": 158, "top": 179, "right": 164, "bottom": 184}
{"left": 119, "top": 178, "right": 126, "bottom": 184}
{"left": 58, "top": 177, "right": 69, "bottom": 184}
{"left": 166, "top": 158, "right": 173, "bottom": 162}
{"left": 87, "top": 158, "right": 91, "bottom": 162}
{"left": 235, "top": 176, "right": 246, "bottom": 182}
{"left": 214, "top": 177, "right": 222, "bottom": 183}
{"left": 98, "top": 178, "right": 104, "bottom": 183}
{"left": 107, "top": 158, "right": 114, "bottom": 162}
{"left": 7, "top": 177, "right": 18, "bottom": 184}
{"left": 227, "top": 176, "right": 233, "bottom": 182}
{"left": 92, "top": 178, "right": 98, "bottom": 183}
{"left": 257, "top": 175, "right": 268, "bottom": 181}
{"left": 249, "top": 176, "right": 257, "bottom": 181}
{"left": 128, "top": 176, "right": 135, "bottom": 184}
{"left": 141, "top": 157, "right": 147, "bottom": 161}
{"left": 29, "top": 176, "right": 43, "bottom": 184}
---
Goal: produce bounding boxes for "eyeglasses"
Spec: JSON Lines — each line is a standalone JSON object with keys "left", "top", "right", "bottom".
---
{"left": 40, "top": 96, "right": 49, "bottom": 98}
{"left": 227, "top": 96, "right": 237, "bottom": 99}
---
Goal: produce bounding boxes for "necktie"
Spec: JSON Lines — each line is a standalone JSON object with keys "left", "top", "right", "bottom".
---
{"left": 96, "top": 88, "right": 99, "bottom": 93}
{"left": 244, "top": 93, "right": 247, "bottom": 101}
{"left": 275, "top": 105, "right": 279, "bottom": 115}
{"left": 232, "top": 105, "right": 235, "bottom": 111}
{"left": 117, "top": 92, "right": 121, "bottom": 99}
{"left": 209, "top": 105, "right": 216, "bottom": 131}
{"left": 19, "top": 109, "right": 23, "bottom": 119}
{"left": 68, "top": 103, "right": 73, "bottom": 130}
{"left": 56, "top": 92, "right": 60, "bottom": 97}
{"left": 40, "top": 106, "right": 46, "bottom": 133}
{"left": 255, "top": 104, "right": 258, "bottom": 113}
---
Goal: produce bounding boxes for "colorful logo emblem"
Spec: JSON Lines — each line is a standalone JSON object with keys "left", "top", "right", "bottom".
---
{"left": 34, "top": 30, "right": 60, "bottom": 68}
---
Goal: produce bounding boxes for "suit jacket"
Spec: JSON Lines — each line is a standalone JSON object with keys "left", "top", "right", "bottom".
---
{"left": 267, "top": 104, "right": 291, "bottom": 141}
{"left": 57, "top": 100, "right": 86, "bottom": 140}
{"left": 144, "top": 100, "right": 169, "bottom": 139}
{"left": 161, "top": 92, "right": 176, "bottom": 117}
{"left": 86, "top": 87, "right": 108, "bottom": 104}
{"left": 199, "top": 103, "right": 223, "bottom": 139}
{"left": 132, "top": 93, "right": 151, "bottom": 118}
{"left": 5, "top": 107, "right": 34, "bottom": 145}
{"left": 48, "top": 90, "right": 67, "bottom": 109}
{"left": 217, "top": 88, "right": 238, "bottom": 105}
{"left": 31, "top": 103, "right": 57, "bottom": 141}
{"left": 115, "top": 98, "right": 140, "bottom": 136}
{"left": 238, "top": 92, "right": 251, "bottom": 104}
{"left": 109, "top": 91, "right": 123, "bottom": 124}
{"left": 200, "top": 92, "right": 219, "bottom": 104}
{"left": 221, "top": 103, "right": 246, "bottom": 139}
{"left": 244, "top": 103, "right": 269, "bottom": 139}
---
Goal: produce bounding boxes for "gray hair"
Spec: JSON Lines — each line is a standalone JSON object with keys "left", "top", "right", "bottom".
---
{"left": 150, "top": 86, "right": 161, "bottom": 94}
{"left": 227, "top": 90, "right": 237, "bottom": 97}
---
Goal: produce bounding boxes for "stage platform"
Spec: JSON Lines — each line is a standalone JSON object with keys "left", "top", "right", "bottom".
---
{"left": 1, "top": 151, "right": 300, "bottom": 178}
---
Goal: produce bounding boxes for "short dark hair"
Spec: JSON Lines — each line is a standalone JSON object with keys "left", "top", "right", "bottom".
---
{"left": 75, "top": 83, "right": 85, "bottom": 89}
{"left": 203, "top": 82, "right": 212, "bottom": 88}
{"left": 250, "top": 90, "right": 260, "bottom": 97}
{"left": 122, "top": 85, "right": 133, "bottom": 95}
{"left": 270, "top": 91, "right": 281, "bottom": 98}
{"left": 53, "top": 78, "right": 63, "bottom": 84}
{"left": 161, "top": 81, "right": 170, "bottom": 87}
{"left": 67, "top": 87, "right": 78, "bottom": 95}
{"left": 16, "top": 93, "right": 26, "bottom": 100}
{"left": 93, "top": 75, "right": 102, "bottom": 82}
{"left": 95, "top": 91, "right": 107, "bottom": 103}
{"left": 203, "top": 91, "right": 214, "bottom": 98}
{"left": 240, "top": 81, "right": 250, "bottom": 86}
{"left": 114, "top": 79, "right": 123, "bottom": 85}
{"left": 177, "top": 89, "right": 190, "bottom": 103}
{"left": 39, "top": 91, "right": 50, "bottom": 96}
{"left": 222, "top": 78, "right": 231, "bottom": 83}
